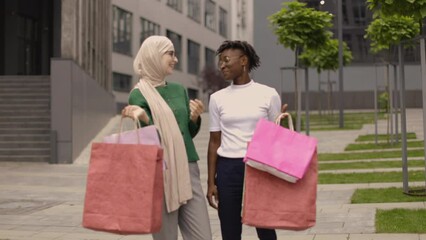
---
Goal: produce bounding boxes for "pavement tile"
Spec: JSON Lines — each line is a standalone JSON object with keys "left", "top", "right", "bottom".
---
{"left": 313, "top": 234, "right": 349, "bottom": 240}
{"left": 31, "top": 231, "right": 67, "bottom": 239}
{"left": 0, "top": 230, "right": 36, "bottom": 238}
{"left": 53, "top": 232, "right": 122, "bottom": 240}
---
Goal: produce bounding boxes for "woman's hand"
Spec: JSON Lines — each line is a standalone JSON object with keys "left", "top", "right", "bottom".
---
{"left": 206, "top": 184, "right": 219, "bottom": 209}
{"left": 190, "top": 99, "right": 204, "bottom": 122}
{"left": 281, "top": 103, "right": 288, "bottom": 113}
{"left": 121, "top": 105, "right": 149, "bottom": 124}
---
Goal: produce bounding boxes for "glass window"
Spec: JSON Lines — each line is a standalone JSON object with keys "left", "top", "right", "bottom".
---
{"left": 205, "top": 0, "right": 216, "bottom": 31}
{"left": 205, "top": 47, "right": 216, "bottom": 68}
{"left": 140, "top": 17, "right": 160, "bottom": 45}
{"left": 188, "top": 39, "right": 200, "bottom": 75}
{"left": 112, "top": 6, "right": 132, "bottom": 55}
{"left": 166, "top": 30, "right": 182, "bottom": 70}
{"left": 353, "top": 0, "right": 366, "bottom": 26}
{"left": 219, "top": 7, "right": 227, "bottom": 37}
{"left": 167, "top": 0, "right": 182, "bottom": 12}
{"left": 342, "top": 0, "right": 349, "bottom": 25}
{"left": 113, "top": 72, "right": 132, "bottom": 92}
{"left": 304, "top": 0, "right": 319, "bottom": 9}
{"left": 188, "top": 0, "right": 201, "bottom": 22}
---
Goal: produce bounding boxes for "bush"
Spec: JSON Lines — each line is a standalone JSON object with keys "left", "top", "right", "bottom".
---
{"left": 378, "top": 92, "right": 389, "bottom": 113}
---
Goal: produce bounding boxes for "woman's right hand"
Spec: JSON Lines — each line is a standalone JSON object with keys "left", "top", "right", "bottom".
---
{"left": 206, "top": 184, "right": 219, "bottom": 209}
{"left": 121, "top": 105, "right": 149, "bottom": 124}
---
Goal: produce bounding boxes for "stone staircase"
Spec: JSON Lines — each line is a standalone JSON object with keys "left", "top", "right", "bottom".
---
{"left": 0, "top": 76, "right": 51, "bottom": 162}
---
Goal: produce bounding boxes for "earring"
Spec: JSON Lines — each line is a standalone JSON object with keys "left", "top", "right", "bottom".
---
{"left": 243, "top": 65, "right": 246, "bottom": 72}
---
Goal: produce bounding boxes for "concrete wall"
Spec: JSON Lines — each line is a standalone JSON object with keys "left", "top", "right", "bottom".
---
{"left": 280, "top": 64, "right": 423, "bottom": 110}
{"left": 51, "top": 59, "right": 116, "bottom": 163}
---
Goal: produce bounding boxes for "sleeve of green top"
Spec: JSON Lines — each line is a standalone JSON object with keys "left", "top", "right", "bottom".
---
{"left": 128, "top": 89, "right": 154, "bottom": 127}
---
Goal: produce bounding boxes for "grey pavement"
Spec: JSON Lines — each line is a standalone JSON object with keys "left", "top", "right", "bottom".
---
{"left": 0, "top": 109, "right": 425, "bottom": 239}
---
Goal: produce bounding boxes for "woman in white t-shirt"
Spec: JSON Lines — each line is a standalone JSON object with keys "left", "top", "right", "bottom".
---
{"left": 206, "top": 40, "right": 285, "bottom": 240}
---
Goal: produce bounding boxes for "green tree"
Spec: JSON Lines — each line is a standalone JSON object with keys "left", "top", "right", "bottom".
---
{"left": 269, "top": 1, "right": 333, "bottom": 65}
{"left": 367, "top": 0, "right": 426, "bottom": 20}
{"left": 299, "top": 39, "right": 353, "bottom": 73}
{"left": 365, "top": 15, "right": 420, "bottom": 54}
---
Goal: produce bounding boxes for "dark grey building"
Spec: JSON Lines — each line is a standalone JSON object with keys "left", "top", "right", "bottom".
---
{"left": 253, "top": 0, "right": 422, "bottom": 110}
{"left": 0, "top": 0, "right": 116, "bottom": 163}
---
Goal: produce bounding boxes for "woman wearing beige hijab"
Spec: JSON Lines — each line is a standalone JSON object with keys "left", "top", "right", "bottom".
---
{"left": 122, "top": 36, "right": 212, "bottom": 240}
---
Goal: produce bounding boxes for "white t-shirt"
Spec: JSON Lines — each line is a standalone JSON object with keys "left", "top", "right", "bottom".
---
{"left": 209, "top": 80, "right": 281, "bottom": 158}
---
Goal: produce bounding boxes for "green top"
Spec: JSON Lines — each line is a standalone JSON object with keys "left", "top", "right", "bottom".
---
{"left": 128, "top": 82, "right": 201, "bottom": 162}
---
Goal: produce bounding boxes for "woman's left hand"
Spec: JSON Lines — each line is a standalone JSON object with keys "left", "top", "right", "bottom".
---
{"left": 281, "top": 103, "right": 288, "bottom": 113}
{"left": 190, "top": 99, "right": 204, "bottom": 122}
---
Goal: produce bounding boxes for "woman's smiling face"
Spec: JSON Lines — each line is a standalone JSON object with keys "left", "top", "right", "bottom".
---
{"left": 162, "top": 50, "right": 178, "bottom": 75}
{"left": 217, "top": 49, "right": 244, "bottom": 80}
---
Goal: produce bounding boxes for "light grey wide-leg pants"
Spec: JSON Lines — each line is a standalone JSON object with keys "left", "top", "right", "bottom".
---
{"left": 152, "top": 162, "right": 212, "bottom": 240}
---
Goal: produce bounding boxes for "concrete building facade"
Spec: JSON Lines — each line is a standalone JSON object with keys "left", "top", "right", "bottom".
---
{"left": 111, "top": 0, "right": 240, "bottom": 110}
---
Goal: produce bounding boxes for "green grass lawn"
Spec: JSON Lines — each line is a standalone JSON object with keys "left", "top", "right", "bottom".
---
{"left": 376, "top": 209, "right": 426, "bottom": 233}
{"left": 318, "top": 149, "right": 424, "bottom": 161}
{"left": 319, "top": 160, "right": 425, "bottom": 170}
{"left": 319, "top": 171, "right": 424, "bottom": 184}
{"left": 355, "top": 132, "right": 417, "bottom": 142}
{"left": 345, "top": 140, "right": 424, "bottom": 151}
{"left": 351, "top": 187, "right": 426, "bottom": 203}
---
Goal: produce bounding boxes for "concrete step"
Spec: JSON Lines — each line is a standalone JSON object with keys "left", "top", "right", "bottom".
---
{"left": 0, "top": 155, "right": 50, "bottom": 162}
{"left": 0, "top": 92, "right": 50, "bottom": 99}
{"left": 0, "top": 109, "right": 50, "bottom": 116}
{"left": 0, "top": 76, "right": 52, "bottom": 163}
{"left": 0, "top": 134, "right": 50, "bottom": 141}
{"left": 0, "top": 76, "right": 50, "bottom": 83}
{"left": 0, "top": 148, "right": 50, "bottom": 156}
{"left": 0, "top": 116, "right": 50, "bottom": 122}
{"left": 0, "top": 82, "right": 50, "bottom": 87}
{"left": 0, "top": 122, "right": 50, "bottom": 128}
{"left": 0, "top": 82, "right": 50, "bottom": 90}
{"left": 0, "top": 128, "right": 50, "bottom": 135}
{"left": 0, "top": 141, "right": 50, "bottom": 148}
{"left": 0, "top": 104, "right": 49, "bottom": 110}
{"left": 0, "top": 88, "right": 50, "bottom": 94}
{"left": 0, "top": 99, "right": 50, "bottom": 104}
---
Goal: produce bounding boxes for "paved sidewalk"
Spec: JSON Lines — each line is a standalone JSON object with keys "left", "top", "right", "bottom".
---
{"left": 0, "top": 109, "right": 425, "bottom": 240}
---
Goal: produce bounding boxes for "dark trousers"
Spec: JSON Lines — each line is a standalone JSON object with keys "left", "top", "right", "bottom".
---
{"left": 216, "top": 156, "right": 277, "bottom": 240}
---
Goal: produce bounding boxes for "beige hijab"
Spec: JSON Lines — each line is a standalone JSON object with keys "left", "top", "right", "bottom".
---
{"left": 133, "top": 36, "right": 192, "bottom": 213}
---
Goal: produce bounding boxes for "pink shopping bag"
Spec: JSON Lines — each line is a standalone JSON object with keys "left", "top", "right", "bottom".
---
{"left": 83, "top": 118, "right": 164, "bottom": 234}
{"left": 103, "top": 118, "right": 160, "bottom": 146}
{"left": 244, "top": 113, "right": 317, "bottom": 183}
{"left": 242, "top": 152, "right": 317, "bottom": 230}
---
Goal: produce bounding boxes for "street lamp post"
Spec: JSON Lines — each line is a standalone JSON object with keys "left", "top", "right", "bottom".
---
{"left": 320, "top": 0, "right": 344, "bottom": 128}
{"left": 337, "top": 0, "right": 344, "bottom": 128}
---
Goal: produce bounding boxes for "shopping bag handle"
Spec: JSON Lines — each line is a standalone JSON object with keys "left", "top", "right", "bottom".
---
{"left": 274, "top": 113, "right": 294, "bottom": 131}
{"left": 116, "top": 117, "right": 141, "bottom": 144}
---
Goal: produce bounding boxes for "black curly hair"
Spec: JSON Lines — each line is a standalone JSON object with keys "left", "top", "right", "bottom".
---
{"left": 216, "top": 40, "right": 260, "bottom": 72}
